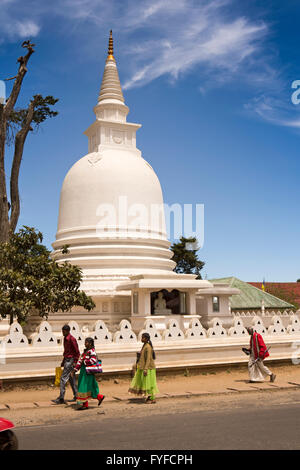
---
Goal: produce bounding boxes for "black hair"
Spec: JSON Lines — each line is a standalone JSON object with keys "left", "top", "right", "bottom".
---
{"left": 142, "top": 332, "right": 156, "bottom": 360}
{"left": 84, "top": 337, "right": 95, "bottom": 352}
{"left": 62, "top": 324, "right": 70, "bottom": 332}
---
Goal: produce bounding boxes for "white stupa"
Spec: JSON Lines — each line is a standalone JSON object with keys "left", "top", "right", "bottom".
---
{"left": 52, "top": 31, "right": 175, "bottom": 279}
{"left": 52, "top": 32, "right": 238, "bottom": 331}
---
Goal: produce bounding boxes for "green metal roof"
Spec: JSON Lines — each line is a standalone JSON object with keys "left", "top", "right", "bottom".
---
{"left": 209, "top": 277, "right": 294, "bottom": 310}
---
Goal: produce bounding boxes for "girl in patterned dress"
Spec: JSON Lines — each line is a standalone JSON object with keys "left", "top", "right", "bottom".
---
{"left": 72, "top": 337, "right": 105, "bottom": 410}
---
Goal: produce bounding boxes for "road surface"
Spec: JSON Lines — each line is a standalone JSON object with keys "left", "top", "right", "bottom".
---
{"left": 13, "top": 390, "right": 300, "bottom": 450}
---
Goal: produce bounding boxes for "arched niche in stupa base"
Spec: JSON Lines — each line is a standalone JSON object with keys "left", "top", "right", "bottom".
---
{"left": 267, "top": 316, "right": 287, "bottom": 336}
{"left": 287, "top": 314, "right": 300, "bottom": 334}
{"left": 137, "top": 319, "right": 162, "bottom": 342}
{"left": 31, "top": 321, "right": 58, "bottom": 348}
{"left": 113, "top": 319, "right": 137, "bottom": 343}
{"left": 162, "top": 319, "right": 185, "bottom": 342}
{"left": 2, "top": 322, "right": 29, "bottom": 348}
{"left": 185, "top": 318, "right": 207, "bottom": 340}
{"left": 227, "top": 318, "right": 247, "bottom": 337}
{"left": 206, "top": 318, "right": 227, "bottom": 338}
{"left": 251, "top": 316, "right": 267, "bottom": 335}
{"left": 92, "top": 320, "right": 112, "bottom": 344}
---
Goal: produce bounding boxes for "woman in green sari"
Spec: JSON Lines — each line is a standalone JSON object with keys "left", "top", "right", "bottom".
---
{"left": 72, "top": 337, "right": 105, "bottom": 410}
{"left": 129, "top": 333, "right": 159, "bottom": 403}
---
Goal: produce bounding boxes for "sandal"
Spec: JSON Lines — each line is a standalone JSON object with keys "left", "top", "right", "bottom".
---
{"left": 98, "top": 395, "right": 105, "bottom": 407}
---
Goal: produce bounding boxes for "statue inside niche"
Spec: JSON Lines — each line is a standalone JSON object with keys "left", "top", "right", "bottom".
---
{"left": 154, "top": 291, "right": 172, "bottom": 315}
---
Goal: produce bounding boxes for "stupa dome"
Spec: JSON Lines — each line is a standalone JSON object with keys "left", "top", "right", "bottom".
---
{"left": 56, "top": 149, "right": 168, "bottom": 239}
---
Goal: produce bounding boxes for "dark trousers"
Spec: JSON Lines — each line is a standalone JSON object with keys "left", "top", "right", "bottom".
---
{"left": 59, "top": 358, "right": 78, "bottom": 400}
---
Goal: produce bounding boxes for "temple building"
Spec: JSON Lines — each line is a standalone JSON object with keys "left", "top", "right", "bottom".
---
{"left": 51, "top": 32, "right": 239, "bottom": 333}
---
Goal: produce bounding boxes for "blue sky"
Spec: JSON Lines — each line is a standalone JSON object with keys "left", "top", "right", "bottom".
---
{"left": 1, "top": 0, "right": 300, "bottom": 282}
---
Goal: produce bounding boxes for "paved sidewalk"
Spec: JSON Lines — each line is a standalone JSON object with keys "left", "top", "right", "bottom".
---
{"left": 1, "top": 382, "right": 300, "bottom": 411}
{"left": 1, "top": 363, "right": 300, "bottom": 412}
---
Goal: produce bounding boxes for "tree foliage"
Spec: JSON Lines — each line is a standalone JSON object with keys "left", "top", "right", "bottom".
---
{"left": 170, "top": 236, "right": 205, "bottom": 279}
{"left": 6, "top": 94, "right": 58, "bottom": 145}
{"left": 0, "top": 227, "right": 95, "bottom": 324}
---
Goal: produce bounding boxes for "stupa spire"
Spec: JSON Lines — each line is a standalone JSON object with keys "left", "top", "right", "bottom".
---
{"left": 107, "top": 30, "right": 114, "bottom": 61}
{"left": 97, "top": 30, "right": 125, "bottom": 105}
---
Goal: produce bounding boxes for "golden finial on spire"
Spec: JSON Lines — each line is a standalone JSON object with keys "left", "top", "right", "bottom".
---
{"left": 107, "top": 30, "right": 115, "bottom": 60}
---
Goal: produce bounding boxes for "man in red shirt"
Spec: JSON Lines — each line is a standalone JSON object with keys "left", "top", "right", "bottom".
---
{"left": 52, "top": 325, "right": 80, "bottom": 404}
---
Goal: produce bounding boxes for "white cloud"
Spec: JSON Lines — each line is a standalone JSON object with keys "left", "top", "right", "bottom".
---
{"left": 122, "top": 5, "right": 268, "bottom": 90}
{"left": 14, "top": 20, "right": 40, "bottom": 38}
{"left": 245, "top": 93, "right": 300, "bottom": 130}
{"left": 121, "top": 0, "right": 189, "bottom": 30}
{"left": 0, "top": 1, "right": 40, "bottom": 41}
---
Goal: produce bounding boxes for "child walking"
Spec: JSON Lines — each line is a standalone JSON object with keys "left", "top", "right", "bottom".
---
{"left": 72, "top": 337, "right": 105, "bottom": 410}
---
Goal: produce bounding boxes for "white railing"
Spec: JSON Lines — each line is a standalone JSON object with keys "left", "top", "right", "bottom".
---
{"left": 1, "top": 314, "right": 300, "bottom": 349}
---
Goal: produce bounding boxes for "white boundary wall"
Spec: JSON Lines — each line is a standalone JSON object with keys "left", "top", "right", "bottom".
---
{"left": 1, "top": 314, "right": 300, "bottom": 380}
